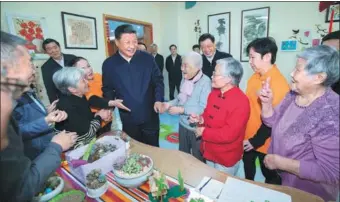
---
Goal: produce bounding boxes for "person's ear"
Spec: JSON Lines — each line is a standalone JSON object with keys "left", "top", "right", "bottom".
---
{"left": 314, "top": 72, "right": 327, "bottom": 85}
{"left": 67, "top": 87, "right": 77, "bottom": 94}
{"left": 263, "top": 53, "right": 272, "bottom": 63}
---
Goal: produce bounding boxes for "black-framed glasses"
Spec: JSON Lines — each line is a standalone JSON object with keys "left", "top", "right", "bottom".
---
{"left": 0, "top": 77, "right": 28, "bottom": 99}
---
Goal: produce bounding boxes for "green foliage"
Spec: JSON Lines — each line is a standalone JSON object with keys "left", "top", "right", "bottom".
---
{"left": 82, "top": 138, "right": 96, "bottom": 161}
{"left": 189, "top": 198, "right": 205, "bottom": 202}
{"left": 155, "top": 173, "right": 167, "bottom": 198}
{"left": 177, "top": 170, "right": 184, "bottom": 192}
{"left": 121, "top": 154, "right": 142, "bottom": 174}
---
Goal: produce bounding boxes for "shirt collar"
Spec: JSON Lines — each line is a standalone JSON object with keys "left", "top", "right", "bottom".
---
{"left": 118, "top": 51, "right": 132, "bottom": 62}
{"left": 255, "top": 64, "right": 279, "bottom": 81}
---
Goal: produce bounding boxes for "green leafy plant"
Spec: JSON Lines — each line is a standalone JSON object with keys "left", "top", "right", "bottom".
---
{"left": 82, "top": 138, "right": 96, "bottom": 161}
{"left": 189, "top": 198, "right": 205, "bottom": 202}
{"left": 177, "top": 170, "right": 184, "bottom": 192}
{"left": 155, "top": 173, "right": 167, "bottom": 200}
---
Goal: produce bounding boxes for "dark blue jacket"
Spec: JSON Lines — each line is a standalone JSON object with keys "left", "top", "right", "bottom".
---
{"left": 102, "top": 50, "right": 164, "bottom": 124}
{"left": 12, "top": 90, "right": 54, "bottom": 160}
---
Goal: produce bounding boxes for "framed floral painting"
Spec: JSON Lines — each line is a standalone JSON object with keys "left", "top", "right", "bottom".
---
{"left": 6, "top": 13, "right": 49, "bottom": 60}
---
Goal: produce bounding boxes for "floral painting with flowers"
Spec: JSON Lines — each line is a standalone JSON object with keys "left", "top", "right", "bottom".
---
{"left": 6, "top": 13, "right": 49, "bottom": 59}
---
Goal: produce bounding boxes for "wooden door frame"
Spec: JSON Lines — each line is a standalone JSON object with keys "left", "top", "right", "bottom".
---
{"left": 102, "top": 14, "right": 153, "bottom": 57}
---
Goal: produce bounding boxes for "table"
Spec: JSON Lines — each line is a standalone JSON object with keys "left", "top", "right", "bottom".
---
{"left": 129, "top": 139, "right": 324, "bottom": 202}
{"left": 61, "top": 132, "right": 324, "bottom": 202}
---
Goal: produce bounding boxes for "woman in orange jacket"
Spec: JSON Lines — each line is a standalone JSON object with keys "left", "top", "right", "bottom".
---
{"left": 243, "top": 38, "right": 290, "bottom": 184}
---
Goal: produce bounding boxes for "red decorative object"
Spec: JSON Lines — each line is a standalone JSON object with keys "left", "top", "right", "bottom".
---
{"left": 166, "top": 133, "right": 179, "bottom": 144}
{"left": 319, "top": 1, "right": 337, "bottom": 12}
{"left": 16, "top": 19, "right": 45, "bottom": 52}
{"left": 329, "top": 9, "right": 335, "bottom": 32}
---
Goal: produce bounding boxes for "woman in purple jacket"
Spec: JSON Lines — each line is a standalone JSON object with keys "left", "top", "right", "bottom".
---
{"left": 259, "top": 45, "right": 339, "bottom": 202}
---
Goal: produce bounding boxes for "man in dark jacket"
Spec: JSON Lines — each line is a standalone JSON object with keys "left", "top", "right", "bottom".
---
{"left": 150, "top": 43, "right": 164, "bottom": 73}
{"left": 102, "top": 24, "right": 164, "bottom": 147}
{"left": 0, "top": 31, "right": 77, "bottom": 202}
{"left": 199, "top": 33, "right": 232, "bottom": 78}
{"left": 322, "top": 30, "right": 339, "bottom": 95}
{"left": 165, "top": 44, "right": 182, "bottom": 100}
{"left": 41, "top": 38, "right": 76, "bottom": 103}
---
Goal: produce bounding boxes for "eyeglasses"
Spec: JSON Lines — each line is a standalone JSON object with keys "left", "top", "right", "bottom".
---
{"left": 0, "top": 77, "right": 28, "bottom": 99}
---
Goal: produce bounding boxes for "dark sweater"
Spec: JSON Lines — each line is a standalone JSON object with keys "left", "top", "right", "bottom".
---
{"left": 102, "top": 50, "right": 164, "bottom": 124}
{"left": 55, "top": 94, "right": 103, "bottom": 148}
{"left": 202, "top": 50, "right": 232, "bottom": 78}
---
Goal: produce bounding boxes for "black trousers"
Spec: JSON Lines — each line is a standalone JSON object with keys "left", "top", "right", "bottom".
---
{"left": 243, "top": 150, "right": 281, "bottom": 185}
{"left": 121, "top": 112, "right": 160, "bottom": 147}
{"left": 178, "top": 124, "right": 204, "bottom": 162}
{"left": 169, "top": 78, "right": 181, "bottom": 100}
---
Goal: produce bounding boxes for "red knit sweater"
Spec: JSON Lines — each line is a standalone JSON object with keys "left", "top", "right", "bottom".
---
{"left": 201, "top": 87, "right": 250, "bottom": 167}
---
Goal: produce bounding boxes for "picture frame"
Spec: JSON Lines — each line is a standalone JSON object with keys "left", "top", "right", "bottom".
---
{"left": 61, "top": 12, "right": 98, "bottom": 49}
{"left": 325, "top": 3, "right": 340, "bottom": 23}
{"left": 208, "top": 12, "right": 231, "bottom": 54}
{"left": 280, "top": 40, "right": 298, "bottom": 52}
{"left": 240, "top": 7, "right": 270, "bottom": 62}
{"left": 6, "top": 13, "right": 49, "bottom": 60}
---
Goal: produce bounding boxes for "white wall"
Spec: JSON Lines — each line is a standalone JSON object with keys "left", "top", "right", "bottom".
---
{"left": 2, "top": 2, "right": 337, "bottom": 98}
{"left": 164, "top": 1, "right": 337, "bottom": 91}
{"left": 1, "top": 2, "right": 162, "bottom": 73}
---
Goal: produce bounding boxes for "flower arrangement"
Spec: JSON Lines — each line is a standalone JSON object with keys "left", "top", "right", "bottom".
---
{"left": 16, "top": 19, "right": 45, "bottom": 53}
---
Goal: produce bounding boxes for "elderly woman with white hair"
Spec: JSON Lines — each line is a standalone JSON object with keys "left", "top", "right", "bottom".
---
{"left": 161, "top": 51, "right": 211, "bottom": 161}
{"left": 53, "top": 67, "right": 112, "bottom": 148}
{"left": 189, "top": 57, "right": 250, "bottom": 176}
{"left": 260, "top": 45, "right": 339, "bottom": 202}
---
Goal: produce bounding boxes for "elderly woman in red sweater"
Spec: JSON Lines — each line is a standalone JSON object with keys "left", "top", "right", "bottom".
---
{"left": 189, "top": 57, "right": 250, "bottom": 176}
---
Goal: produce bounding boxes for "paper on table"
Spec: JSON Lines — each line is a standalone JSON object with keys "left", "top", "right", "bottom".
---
{"left": 195, "top": 176, "right": 224, "bottom": 200}
{"left": 217, "top": 178, "right": 292, "bottom": 202}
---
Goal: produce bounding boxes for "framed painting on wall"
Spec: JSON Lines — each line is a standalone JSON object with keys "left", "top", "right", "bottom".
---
{"left": 208, "top": 12, "right": 231, "bottom": 54}
{"left": 240, "top": 7, "right": 270, "bottom": 62}
{"left": 6, "top": 13, "right": 49, "bottom": 60}
{"left": 61, "top": 12, "right": 98, "bottom": 49}
{"left": 325, "top": 3, "right": 340, "bottom": 23}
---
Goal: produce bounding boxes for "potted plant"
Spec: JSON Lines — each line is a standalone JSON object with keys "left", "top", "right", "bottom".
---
{"left": 85, "top": 169, "right": 108, "bottom": 198}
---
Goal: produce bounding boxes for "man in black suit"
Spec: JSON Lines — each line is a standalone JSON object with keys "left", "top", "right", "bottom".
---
{"left": 199, "top": 33, "right": 232, "bottom": 78}
{"left": 165, "top": 44, "right": 182, "bottom": 100}
{"left": 41, "top": 39, "right": 76, "bottom": 103}
{"left": 150, "top": 43, "right": 164, "bottom": 73}
{"left": 321, "top": 30, "right": 339, "bottom": 95}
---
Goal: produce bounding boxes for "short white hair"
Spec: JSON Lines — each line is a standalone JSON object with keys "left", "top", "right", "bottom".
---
{"left": 182, "top": 51, "right": 203, "bottom": 70}
{"left": 53, "top": 67, "right": 85, "bottom": 95}
{"left": 216, "top": 57, "right": 244, "bottom": 86}
{"left": 297, "top": 45, "right": 339, "bottom": 87}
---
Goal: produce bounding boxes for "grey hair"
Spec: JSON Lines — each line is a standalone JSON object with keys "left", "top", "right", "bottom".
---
{"left": 1, "top": 31, "right": 27, "bottom": 67}
{"left": 217, "top": 57, "right": 244, "bottom": 86}
{"left": 150, "top": 43, "right": 157, "bottom": 48}
{"left": 182, "top": 51, "right": 203, "bottom": 70}
{"left": 297, "top": 45, "right": 339, "bottom": 87}
{"left": 53, "top": 67, "right": 85, "bottom": 95}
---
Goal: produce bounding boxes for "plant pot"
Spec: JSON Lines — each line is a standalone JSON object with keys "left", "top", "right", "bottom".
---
{"left": 32, "top": 177, "right": 64, "bottom": 202}
{"left": 86, "top": 181, "right": 109, "bottom": 198}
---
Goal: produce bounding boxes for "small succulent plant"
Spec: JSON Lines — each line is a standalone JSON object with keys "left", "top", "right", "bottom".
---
{"left": 87, "top": 143, "right": 117, "bottom": 163}
{"left": 86, "top": 169, "right": 107, "bottom": 189}
{"left": 113, "top": 156, "right": 127, "bottom": 170}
